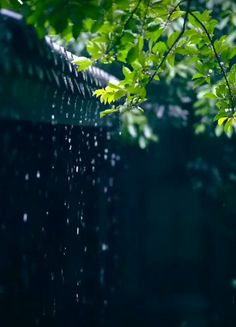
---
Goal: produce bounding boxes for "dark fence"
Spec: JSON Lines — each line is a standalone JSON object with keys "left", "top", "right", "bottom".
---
{"left": 0, "top": 9, "right": 118, "bottom": 126}
{"left": 0, "top": 9, "right": 120, "bottom": 327}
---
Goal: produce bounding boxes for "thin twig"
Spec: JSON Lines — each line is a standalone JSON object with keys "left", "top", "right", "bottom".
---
{"left": 189, "top": 12, "right": 235, "bottom": 112}
{"left": 147, "top": 0, "right": 191, "bottom": 85}
{"left": 163, "top": 0, "right": 186, "bottom": 29}
{"left": 150, "top": 0, "right": 186, "bottom": 51}
{"left": 107, "top": 0, "right": 142, "bottom": 53}
{"left": 142, "top": 0, "right": 151, "bottom": 33}
{"left": 123, "top": 0, "right": 142, "bottom": 32}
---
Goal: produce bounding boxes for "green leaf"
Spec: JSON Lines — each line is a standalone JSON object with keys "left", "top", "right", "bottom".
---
{"left": 100, "top": 108, "right": 118, "bottom": 118}
{"left": 147, "top": 22, "right": 160, "bottom": 32}
{"left": 73, "top": 57, "right": 92, "bottom": 71}
{"left": 193, "top": 77, "right": 205, "bottom": 88}
{"left": 168, "top": 54, "right": 175, "bottom": 67}
{"left": 126, "top": 44, "right": 139, "bottom": 64}
{"left": 113, "top": 89, "right": 126, "bottom": 101}
{"left": 122, "top": 66, "right": 132, "bottom": 79}
{"left": 93, "top": 88, "right": 105, "bottom": 97}
{"left": 213, "top": 112, "right": 228, "bottom": 122}
{"left": 153, "top": 74, "right": 160, "bottom": 81}
{"left": 223, "top": 118, "right": 232, "bottom": 133}
{"left": 192, "top": 73, "right": 204, "bottom": 80}
{"left": 195, "top": 124, "right": 206, "bottom": 134}
{"left": 91, "top": 18, "right": 104, "bottom": 33}
{"left": 152, "top": 41, "right": 167, "bottom": 54}
{"left": 167, "top": 31, "right": 180, "bottom": 48}
{"left": 147, "top": 28, "right": 163, "bottom": 43}
{"left": 218, "top": 117, "right": 228, "bottom": 126}
{"left": 228, "top": 64, "right": 236, "bottom": 85}
{"left": 204, "top": 93, "right": 217, "bottom": 99}
{"left": 138, "top": 36, "right": 144, "bottom": 51}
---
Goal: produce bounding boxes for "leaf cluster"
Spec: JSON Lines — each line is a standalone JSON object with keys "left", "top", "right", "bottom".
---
{"left": 3, "top": 0, "right": 236, "bottom": 146}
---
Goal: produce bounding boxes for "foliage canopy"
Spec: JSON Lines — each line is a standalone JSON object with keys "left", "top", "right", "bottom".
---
{"left": 2, "top": 0, "right": 236, "bottom": 147}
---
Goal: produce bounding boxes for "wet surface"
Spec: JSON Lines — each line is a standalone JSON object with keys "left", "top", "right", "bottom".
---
{"left": 0, "top": 120, "right": 120, "bottom": 326}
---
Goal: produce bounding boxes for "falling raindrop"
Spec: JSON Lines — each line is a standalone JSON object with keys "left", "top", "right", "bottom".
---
{"left": 60, "top": 269, "right": 64, "bottom": 283}
{"left": 51, "top": 272, "right": 54, "bottom": 281}
{"left": 76, "top": 293, "right": 79, "bottom": 303}
{"left": 0, "top": 22, "right": 122, "bottom": 324}
{"left": 52, "top": 298, "right": 56, "bottom": 317}
{"left": 23, "top": 213, "right": 28, "bottom": 222}
{"left": 100, "top": 268, "right": 105, "bottom": 285}
{"left": 101, "top": 243, "right": 109, "bottom": 251}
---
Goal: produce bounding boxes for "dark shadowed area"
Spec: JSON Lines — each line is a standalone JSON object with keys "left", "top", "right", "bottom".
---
{"left": 0, "top": 6, "right": 236, "bottom": 327}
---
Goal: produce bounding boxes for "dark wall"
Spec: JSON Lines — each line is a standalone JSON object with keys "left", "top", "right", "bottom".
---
{"left": 113, "top": 122, "right": 236, "bottom": 327}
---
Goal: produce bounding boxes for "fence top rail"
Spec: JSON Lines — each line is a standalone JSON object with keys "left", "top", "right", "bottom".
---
{"left": 0, "top": 9, "right": 119, "bottom": 127}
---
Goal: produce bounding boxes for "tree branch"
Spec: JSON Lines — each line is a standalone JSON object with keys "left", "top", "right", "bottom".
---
{"left": 142, "top": 0, "right": 151, "bottom": 34}
{"left": 189, "top": 12, "right": 235, "bottom": 112}
{"left": 148, "top": 0, "right": 192, "bottom": 85}
{"left": 163, "top": 0, "right": 186, "bottom": 29}
{"left": 107, "top": 0, "right": 142, "bottom": 54}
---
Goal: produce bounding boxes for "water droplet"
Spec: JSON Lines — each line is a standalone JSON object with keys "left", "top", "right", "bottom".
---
{"left": 101, "top": 243, "right": 109, "bottom": 251}
{"left": 76, "top": 293, "right": 79, "bottom": 303}
{"left": 23, "top": 213, "right": 28, "bottom": 222}
{"left": 104, "top": 300, "right": 108, "bottom": 306}
{"left": 100, "top": 268, "right": 104, "bottom": 285}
